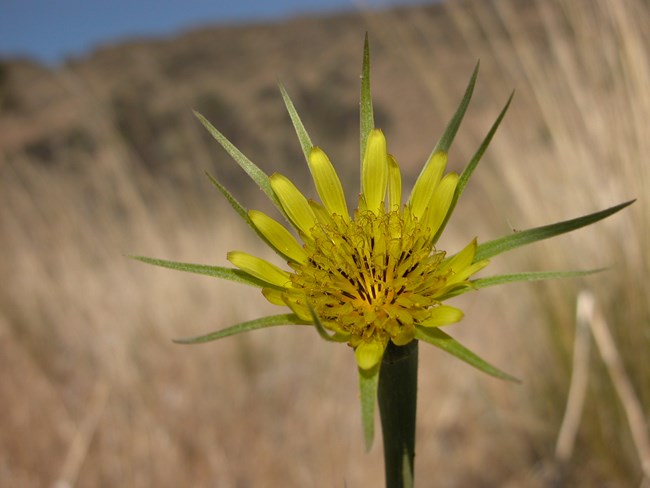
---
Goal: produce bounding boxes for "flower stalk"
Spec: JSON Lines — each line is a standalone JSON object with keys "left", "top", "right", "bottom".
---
{"left": 378, "top": 341, "right": 418, "bottom": 488}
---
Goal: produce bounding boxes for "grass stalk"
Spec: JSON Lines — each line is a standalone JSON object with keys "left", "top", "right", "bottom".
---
{"left": 586, "top": 291, "right": 650, "bottom": 481}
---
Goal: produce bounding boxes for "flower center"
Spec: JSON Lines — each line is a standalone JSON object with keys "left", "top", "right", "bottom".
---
{"left": 291, "top": 208, "right": 450, "bottom": 345}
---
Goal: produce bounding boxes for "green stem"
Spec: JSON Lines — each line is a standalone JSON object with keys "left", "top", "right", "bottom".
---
{"left": 378, "top": 340, "right": 418, "bottom": 488}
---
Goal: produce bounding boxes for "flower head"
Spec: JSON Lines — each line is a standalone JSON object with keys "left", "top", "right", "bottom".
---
{"left": 229, "top": 128, "right": 488, "bottom": 370}
{"left": 133, "top": 35, "right": 632, "bottom": 450}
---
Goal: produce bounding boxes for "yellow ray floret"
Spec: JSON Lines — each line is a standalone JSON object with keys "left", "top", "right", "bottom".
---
{"left": 408, "top": 151, "right": 448, "bottom": 220}
{"left": 227, "top": 251, "right": 291, "bottom": 288}
{"left": 362, "top": 129, "right": 388, "bottom": 214}
{"left": 308, "top": 147, "right": 350, "bottom": 221}
{"left": 248, "top": 210, "right": 308, "bottom": 265}
{"left": 269, "top": 173, "right": 317, "bottom": 238}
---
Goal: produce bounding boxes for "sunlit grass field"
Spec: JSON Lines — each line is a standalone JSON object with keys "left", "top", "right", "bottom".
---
{"left": 1, "top": 0, "right": 647, "bottom": 486}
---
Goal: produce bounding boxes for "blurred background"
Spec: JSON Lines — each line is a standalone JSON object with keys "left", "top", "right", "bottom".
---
{"left": 1, "top": 0, "right": 648, "bottom": 486}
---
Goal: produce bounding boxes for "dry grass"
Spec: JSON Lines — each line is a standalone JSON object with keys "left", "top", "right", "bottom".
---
{"left": 1, "top": 0, "right": 648, "bottom": 486}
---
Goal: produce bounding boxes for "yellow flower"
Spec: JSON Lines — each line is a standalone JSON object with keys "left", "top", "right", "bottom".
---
{"left": 228, "top": 130, "right": 487, "bottom": 370}
{"left": 134, "top": 36, "right": 629, "bottom": 377}
{"left": 133, "top": 35, "right": 630, "bottom": 450}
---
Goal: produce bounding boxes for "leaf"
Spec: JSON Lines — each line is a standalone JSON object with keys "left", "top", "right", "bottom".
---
{"left": 360, "top": 33, "right": 375, "bottom": 165}
{"left": 432, "top": 61, "right": 479, "bottom": 154}
{"left": 433, "top": 91, "right": 514, "bottom": 243}
{"left": 415, "top": 326, "right": 519, "bottom": 382}
{"left": 205, "top": 171, "right": 249, "bottom": 222}
{"left": 193, "top": 110, "right": 281, "bottom": 209}
{"left": 457, "top": 92, "right": 513, "bottom": 198}
{"left": 174, "top": 313, "right": 310, "bottom": 344}
{"left": 475, "top": 200, "right": 635, "bottom": 262}
{"left": 358, "top": 363, "right": 380, "bottom": 451}
{"left": 279, "top": 82, "right": 313, "bottom": 162}
{"left": 205, "top": 171, "right": 304, "bottom": 264}
{"left": 130, "top": 255, "right": 276, "bottom": 289}
{"left": 473, "top": 268, "right": 605, "bottom": 289}
{"left": 413, "top": 62, "right": 478, "bottom": 201}
{"left": 307, "top": 303, "right": 348, "bottom": 343}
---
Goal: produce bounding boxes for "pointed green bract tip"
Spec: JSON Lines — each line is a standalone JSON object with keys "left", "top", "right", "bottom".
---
{"left": 360, "top": 33, "right": 374, "bottom": 164}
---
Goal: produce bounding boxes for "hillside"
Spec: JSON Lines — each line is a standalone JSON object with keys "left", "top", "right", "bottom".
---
{"left": 0, "top": 1, "right": 543, "bottom": 197}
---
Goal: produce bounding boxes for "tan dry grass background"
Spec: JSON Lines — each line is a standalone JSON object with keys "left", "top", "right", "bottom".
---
{"left": 1, "top": 0, "right": 648, "bottom": 486}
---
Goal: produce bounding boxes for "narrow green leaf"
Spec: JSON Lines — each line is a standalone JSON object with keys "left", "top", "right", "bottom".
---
{"left": 412, "top": 62, "right": 478, "bottom": 204}
{"left": 435, "top": 268, "right": 604, "bottom": 300}
{"left": 205, "top": 171, "right": 302, "bottom": 264}
{"left": 307, "top": 303, "right": 348, "bottom": 342}
{"left": 433, "top": 91, "right": 514, "bottom": 243}
{"left": 473, "top": 268, "right": 605, "bottom": 289}
{"left": 433, "top": 283, "right": 476, "bottom": 301}
{"left": 475, "top": 200, "right": 635, "bottom": 262}
{"left": 415, "top": 327, "right": 519, "bottom": 382}
{"left": 457, "top": 92, "right": 513, "bottom": 197}
{"left": 432, "top": 61, "right": 479, "bottom": 155}
{"left": 130, "top": 255, "right": 276, "bottom": 289}
{"left": 279, "top": 82, "right": 313, "bottom": 162}
{"left": 205, "top": 171, "right": 249, "bottom": 222}
{"left": 193, "top": 110, "right": 281, "bottom": 209}
{"left": 359, "top": 363, "right": 380, "bottom": 451}
{"left": 360, "top": 33, "right": 375, "bottom": 165}
{"left": 174, "top": 313, "right": 311, "bottom": 344}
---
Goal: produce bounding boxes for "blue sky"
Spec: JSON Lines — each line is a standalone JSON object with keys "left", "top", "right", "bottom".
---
{"left": 0, "top": 0, "right": 431, "bottom": 65}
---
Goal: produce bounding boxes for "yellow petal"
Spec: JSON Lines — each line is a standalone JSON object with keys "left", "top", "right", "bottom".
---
{"left": 309, "top": 200, "right": 335, "bottom": 226}
{"left": 440, "top": 238, "right": 478, "bottom": 273}
{"left": 451, "top": 259, "right": 490, "bottom": 284}
{"left": 308, "top": 147, "right": 349, "bottom": 221}
{"left": 270, "top": 173, "right": 317, "bottom": 237}
{"left": 262, "top": 287, "right": 287, "bottom": 306}
{"left": 391, "top": 327, "right": 415, "bottom": 346}
{"left": 362, "top": 129, "right": 388, "bottom": 213}
{"left": 354, "top": 338, "right": 387, "bottom": 370}
{"left": 387, "top": 154, "right": 402, "bottom": 211}
{"left": 249, "top": 210, "right": 307, "bottom": 264}
{"left": 408, "top": 151, "right": 447, "bottom": 220}
{"left": 282, "top": 293, "right": 312, "bottom": 321}
{"left": 421, "top": 172, "right": 458, "bottom": 237}
{"left": 227, "top": 251, "right": 290, "bottom": 288}
{"left": 440, "top": 238, "right": 489, "bottom": 285}
{"left": 420, "top": 305, "right": 464, "bottom": 327}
